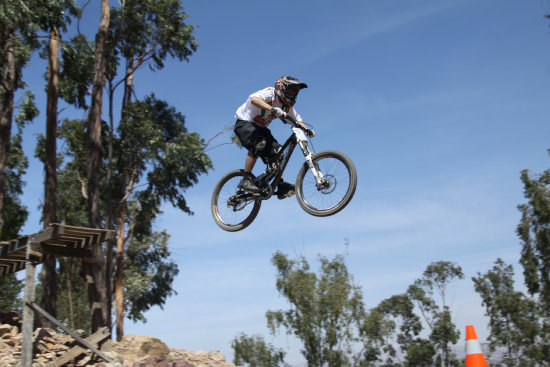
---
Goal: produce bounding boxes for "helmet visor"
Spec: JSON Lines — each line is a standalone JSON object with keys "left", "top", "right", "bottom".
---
{"left": 286, "top": 85, "right": 300, "bottom": 97}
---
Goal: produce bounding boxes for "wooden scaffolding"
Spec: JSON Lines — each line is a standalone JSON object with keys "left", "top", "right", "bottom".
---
{"left": 0, "top": 223, "right": 114, "bottom": 366}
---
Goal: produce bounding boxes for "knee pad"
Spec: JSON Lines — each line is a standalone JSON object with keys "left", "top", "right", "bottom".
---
{"left": 249, "top": 138, "right": 267, "bottom": 159}
{"left": 254, "top": 138, "right": 267, "bottom": 152}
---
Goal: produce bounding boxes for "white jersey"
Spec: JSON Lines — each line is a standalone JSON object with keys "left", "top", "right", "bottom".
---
{"left": 235, "top": 87, "right": 302, "bottom": 127}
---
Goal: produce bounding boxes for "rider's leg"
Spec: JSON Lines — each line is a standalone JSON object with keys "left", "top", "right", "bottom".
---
{"left": 265, "top": 142, "right": 295, "bottom": 199}
{"left": 244, "top": 155, "right": 257, "bottom": 174}
{"left": 234, "top": 120, "right": 262, "bottom": 193}
{"left": 238, "top": 138, "right": 265, "bottom": 192}
{"left": 238, "top": 154, "right": 259, "bottom": 193}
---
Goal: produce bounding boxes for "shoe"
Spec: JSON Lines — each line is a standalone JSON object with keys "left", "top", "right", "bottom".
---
{"left": 238, "top": 174, "right": 259, "bottom": 193}
{"left": 277, "top": 181, "right": 295, "bottom": 199}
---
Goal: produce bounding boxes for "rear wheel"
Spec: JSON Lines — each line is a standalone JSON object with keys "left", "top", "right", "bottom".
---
{"left": 295, "top": 150, "right": 357, "bottom": 216}
{"left": 211, "top": 170, "right": 262, "bottom": 231}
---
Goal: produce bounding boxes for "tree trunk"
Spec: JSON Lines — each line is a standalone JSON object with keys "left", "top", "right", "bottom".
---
{"left": 115, "top": 209, "right": 125, "bottom": 341}
{"left": 115, "top": 173, "right": 134, "bottom": 341}
{"left": 113, "top": 56, "right": 136, "bottom": 341}
{"left": 84, "top": 0, "right": 110, "bottom": 334}
{"left": 104, "top": 78, "right": 115, "bottom": 334}
{"left": 0, "top": 28, "right": 16, "bottom": 239}
{"left": 41, "top": 26, "right": 60, "bottom": 327}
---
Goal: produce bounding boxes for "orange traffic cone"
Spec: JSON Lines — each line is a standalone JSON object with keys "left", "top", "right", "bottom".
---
{"left": 465, "top": 325, "right": 488, "bottom": 367}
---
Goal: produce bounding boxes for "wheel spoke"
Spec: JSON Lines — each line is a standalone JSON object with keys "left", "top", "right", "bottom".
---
{"left": 296, "top": 151, "right": 356, "bottom": 216}
{"left": 211, "top": 170, "right": 261, "bottom": 231}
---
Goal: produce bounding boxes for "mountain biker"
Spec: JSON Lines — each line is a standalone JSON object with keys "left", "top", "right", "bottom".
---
{"left": 234, "top": 75, "right": 314, "bottom": 199}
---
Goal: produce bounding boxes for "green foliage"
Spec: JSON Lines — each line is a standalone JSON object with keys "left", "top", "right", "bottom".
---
{"left": 0, "top": 90, "right": 34, "bottom": 314}
{"left": 110, "top": 0, "right": 198, "bottom": 71}
{"left": 231, "top": 333, "right": 289, "bottom": 367}
{"left": 517, "top": 155, "right": 550, "bottom": 313}
{"left": 59, "top": 34, "right": 94, "bottom": 109}
{"left": 266, "top": 251, "right": 364, "bottom": 367}
{"left": 23, "top": 0, "right": 79, "bottom": 34}
{"left": 0, "top": 0, "right": 40, "bottom": 84}
{"left": 515, "top": 151, "right": 550, "bottom": 364}
{"left": 473, "top": 258, "right": 542, "bottom": 366}
{"left": 407, "top": 261, "right": 463, "bottom": 367}
{"left": 3, "top": 126, "right": 29, "bottom": 239}
{"left": 0, "top": 275, "right": 23, "bottom": 313}
{"left": 118, "top": 94, "right": 212, "bottom": 229}
{"left": 54, "top": 118, "right": 96, "bottom": 226}
{"left": 362, "top": 294, "right": 432, "bottom": 366}
{"left": 54, "top": 100, "right": 208, "bottom": 324}
{"left": 55, "top": 258, "right": 90, "bottom": 331}
{"left": 123, "top": 230, "right": 178, "bottom": 322}
{"left": 14, "top": 91, "right": 39, "bottom": 129}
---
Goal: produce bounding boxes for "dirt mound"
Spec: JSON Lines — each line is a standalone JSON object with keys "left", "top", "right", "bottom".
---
{"left": 0, "top": 322, "right": 239, "bottom": 367}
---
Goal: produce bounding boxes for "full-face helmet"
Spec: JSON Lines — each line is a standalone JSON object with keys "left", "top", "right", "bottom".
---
{"left": 274, "top": 76, "right": 308, "bottom": 107}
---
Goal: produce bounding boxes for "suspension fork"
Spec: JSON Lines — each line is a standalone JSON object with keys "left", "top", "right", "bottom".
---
{"left": 298, "top": 141, "right": 325, "bottom": 185}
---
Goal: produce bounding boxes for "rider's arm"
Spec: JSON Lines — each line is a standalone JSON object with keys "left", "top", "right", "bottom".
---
{"left": 290, "top": 107, "right": 315, "bottom": 137}
{"left": 250, "top": 97, "right": 273, "bottom": 112}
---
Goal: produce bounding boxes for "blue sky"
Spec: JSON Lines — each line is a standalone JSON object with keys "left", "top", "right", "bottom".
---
{"left": 16, "top": 0, "right": 550, "bottom": 365}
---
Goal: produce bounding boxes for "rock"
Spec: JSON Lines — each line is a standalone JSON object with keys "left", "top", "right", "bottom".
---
{"left": 0, "top": 311, "right": 21, "bottom": 328}
{"left": 0, "top": 316, "right": 240, "bottom": 367}
{"left": 0, "top": 324, "right": 13, "bottom": 338}
{"left": 131, "top": 355, "right": 194, "bottom": 367}
{"left": 105, "top": 334, "right": 170, "bottom": 364}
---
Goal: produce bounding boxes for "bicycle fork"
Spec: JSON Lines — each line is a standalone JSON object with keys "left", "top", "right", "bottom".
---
{"left": 298, "top": 141, "right": 326, "bottom": 187}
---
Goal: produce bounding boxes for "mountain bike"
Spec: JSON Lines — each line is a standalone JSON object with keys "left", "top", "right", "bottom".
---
{"left": 211, "top": 115, "right": 357, "bottom": 232}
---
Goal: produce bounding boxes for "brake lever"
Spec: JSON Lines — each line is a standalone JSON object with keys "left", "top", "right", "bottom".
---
{"left": 281, "top": 113, "right": 301, "bottom": 129}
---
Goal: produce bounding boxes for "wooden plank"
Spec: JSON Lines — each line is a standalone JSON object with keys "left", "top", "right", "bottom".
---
{"left": 26, "top": 302, "right": 115, "bottom": 365}
{"left": 40, "top": 244, "right": 92, "bottom": 258}
{"left": 48, "top": 327, "right": 111, "bottom": 367}
{"left": 0, "top": 224, "right": 114, "bottom": 277}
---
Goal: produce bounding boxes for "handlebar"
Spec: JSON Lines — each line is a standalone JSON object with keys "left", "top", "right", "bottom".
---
{"left": 280, "top": 113, "right": 304, "bottom": 130}
{"left": 280, "top": 113, "right": 315, "bottom": 138}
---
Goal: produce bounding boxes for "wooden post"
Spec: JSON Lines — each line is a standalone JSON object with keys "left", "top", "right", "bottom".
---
{"left": 21, "top": 237, "right": 38, "bottom": 367}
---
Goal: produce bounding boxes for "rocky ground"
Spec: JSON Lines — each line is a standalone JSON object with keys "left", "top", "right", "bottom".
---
{"left": 0, "top": 313, "right": 239, "bottom": 367}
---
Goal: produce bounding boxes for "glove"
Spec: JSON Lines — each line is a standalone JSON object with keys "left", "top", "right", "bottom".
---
{"left": 306, "top": 128, "right": 315, "bottom": 138}
{"left": 270, "top": 107, "right": 285, "bottom": 118}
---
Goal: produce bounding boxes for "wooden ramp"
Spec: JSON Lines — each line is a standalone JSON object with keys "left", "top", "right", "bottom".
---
{"left": 0, "top": 223, "right": 113, "bottom": 277}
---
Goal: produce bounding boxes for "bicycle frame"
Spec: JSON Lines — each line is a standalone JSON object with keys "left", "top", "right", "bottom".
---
{"left": 252, "top": 132, "right": 298, "bottom": 199}
{"left": 254, "top": 120, "right": 326, "bottom": 199}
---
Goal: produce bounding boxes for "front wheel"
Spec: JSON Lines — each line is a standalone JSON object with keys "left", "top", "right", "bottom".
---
{"left": 296, "top": 150, "right": 357, "bottom": 217}
{"left": 211, "top": 170, "right": 262, "bottom": 232}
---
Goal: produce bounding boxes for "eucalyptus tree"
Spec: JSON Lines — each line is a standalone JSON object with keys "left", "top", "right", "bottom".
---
{"left": 111, "top": 95, "right": 210, "bottom": 339}
{"left": 517, "top": 151, "right": 550, "bottom": 362}
{"left": 109, "top": 0, "right": 198, "bottom": 111}
{"left": 231, "top": 333, "right": 289, "bottom": 367}
{"left": 407, "top": 261, "right": 463, "bottom": 367}
{"left": 106, "top": 0, "right": 198, "bottom": 341}
{"left": 472, "top": 258, "right": 541, "bottom": 366}
{"left": 52, "top": 94, "right": 211, "bottom": 335}
{"left": 0, "top": 97, "right": 35, "bottom": 312}
{"left": 29, "top": 0, "right": 81, "bottom": 326}
{"left": 266, "top": 251, "right": 364, "bottom": 367}
{"left": 361, "top": 294, "right": 433, "bottom": 366}
{"left": 84, "top": 0, "right": 111, "bottom": 333}
{"left": 0, "top": 0, "right": 39, "bottom": 238}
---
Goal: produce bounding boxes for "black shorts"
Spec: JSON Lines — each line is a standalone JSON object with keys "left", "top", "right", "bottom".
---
{"left": 234, "top": 119, "right": 280, "bottom": 159}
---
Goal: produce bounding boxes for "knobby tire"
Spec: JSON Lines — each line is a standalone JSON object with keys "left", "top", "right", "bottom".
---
{"left": 211, "top": 169, "right": 262, "bottom": 232}
{"left": 295, "top": 150, "right": 357, "bottom": 216}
